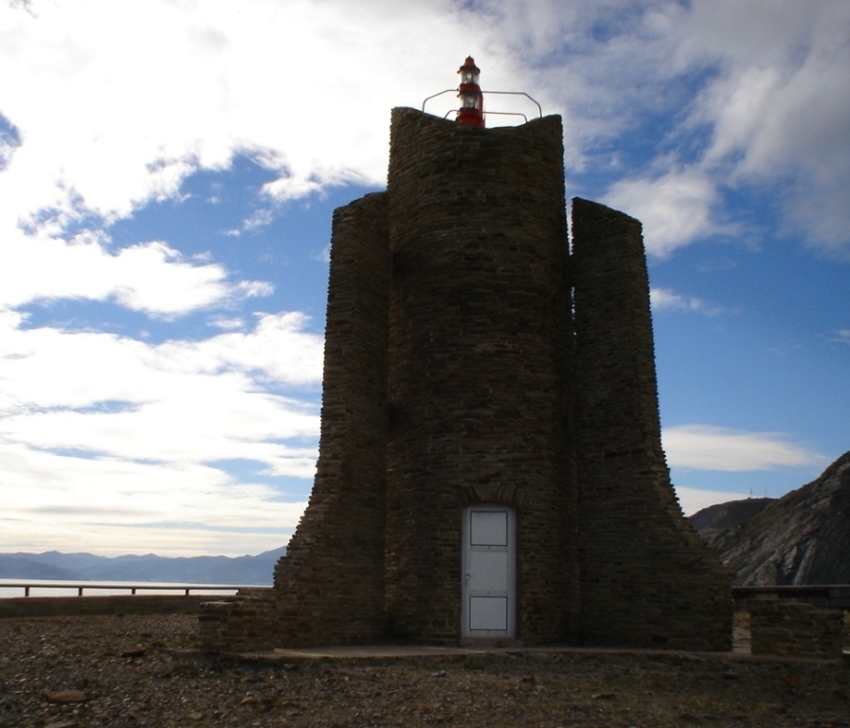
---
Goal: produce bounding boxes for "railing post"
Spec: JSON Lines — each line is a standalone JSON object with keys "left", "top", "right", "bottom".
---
{"left": 4, "top": 582, "right": 247, "bottom": 598}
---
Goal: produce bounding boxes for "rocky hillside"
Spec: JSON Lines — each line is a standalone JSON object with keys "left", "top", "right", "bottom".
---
{"left": 689, "top": 497, "right": 775, "bottom": 540}
{"left": 695, "top": 451, "right": 850, "bottom": 586}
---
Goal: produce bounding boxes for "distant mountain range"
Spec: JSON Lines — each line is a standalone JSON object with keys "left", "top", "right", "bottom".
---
{"left": 690, "top": 450, "right": 850, "bottom": 586}
{"left": 9, "top": 451, "right": 848, "bottom": 590}
{"left": 0, "top": 547, "right": 286, "bottom": 586}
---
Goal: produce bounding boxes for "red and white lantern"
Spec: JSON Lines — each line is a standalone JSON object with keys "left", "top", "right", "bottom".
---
{"left": 456, "top": 56, "right": 484, "bottom": 127}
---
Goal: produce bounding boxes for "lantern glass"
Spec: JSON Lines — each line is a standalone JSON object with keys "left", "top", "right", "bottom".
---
{"left": 461, "top": 69, "right": 479, "bottom": 85}
{"left": 461, "top": 92, "right": 480, "bottom": 109}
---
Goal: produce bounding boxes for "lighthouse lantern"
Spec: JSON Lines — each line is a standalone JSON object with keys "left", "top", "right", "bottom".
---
{"left": 456, "top": 56, "right": 485, "bottom": 127}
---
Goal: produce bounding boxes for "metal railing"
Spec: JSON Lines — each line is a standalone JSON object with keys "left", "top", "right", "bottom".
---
{"left": 732, "top": 585, "right": 850, "bottom": 610}
{"left": 421, "top": 89, "right": 543, "bottom": 124}
{"left": 1, "top": 582, "right": 255, "bottom": 598}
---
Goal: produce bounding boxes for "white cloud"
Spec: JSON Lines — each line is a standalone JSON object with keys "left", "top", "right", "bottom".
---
{"left": 0, "top": 0, "right": 531, "bottom": 326}
{"left": 677, "top": 0, "right": 850, "bottom": 254}
{"left": 0, "top": 396, "right": 318, "bottom": 474}
{"left": 0, "top": 310, "right": 321, "bottom": 555}
{"left": 209, "top": 316, "right": 246, "bottom": 331}
{"left": 0, "top": 309, "right": 322, "bottom": 429}
{"left": 663, "top": 425, "right": 827, "bottom": 472}
{"left": 1, "top": 0, "right": 848, "bottom": 558}
{"left": 261, "top": 176, "right": 325, "bottom": 204}
{"left": 529, "top": 0, "right": 850, "bottom": 256}
{"left": 650, "top": 287, "right": 727, "bottom": 316}
{"left": 180, "top": 311, "right": 325, "bottom": 385}
{"left": 0, "top": 519, "right": 294, "bottom": 559}
{"left": 833, "top": 329, "right": 850, "bottom": 345}
{"left": 0, "top": 441, "right": 306, "bottom": 556}
{"left": 0, "top": 0, "right": 487, "bottom": 235}
{"left": 2, "top": 0, "right": 847, "bottom": 262}
{"left": 673, "top": 485, "right": 749, "bottom": 517}
{"left": 0, "top": 228, "right": 271, "bottom": 315}
{"left": 603, "top": 169, "right": 724, "bottom": 256}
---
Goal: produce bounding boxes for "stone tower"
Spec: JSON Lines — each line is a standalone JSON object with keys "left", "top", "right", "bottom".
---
{"left": 201, "top": 107, "right": 731, "bottom": 652}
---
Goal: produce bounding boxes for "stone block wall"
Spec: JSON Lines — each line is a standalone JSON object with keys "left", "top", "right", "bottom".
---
{"left": 0, "top": 594, "right": 224, "bottom": 619}
{"left": 384, "top": 109, "right": 577, "bottom": 644}
{"left": 198, "top": 590, "right": 275, "bottom": 653}
{"left": 264, "top": 192, "right": 390, "bottom": 648}
{"left": 199, "top": 109, "right": 731, "bottom": 652}
{"left": 749, "top": 598, "right": 845, "bottom": 659}
{"left": 571, "top": 198, "right": 732, "bottom": 650}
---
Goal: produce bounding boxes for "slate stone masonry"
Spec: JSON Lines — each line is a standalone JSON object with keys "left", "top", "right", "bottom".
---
{"left": 750, "top": 598, "right": 845, "bottom": 659}
{"left": 572, "top": 198, "right": 732, "bottom": 649}
{"left": 268, "top": 192, "right": 391, "bottom": 647}
{"left": 201, "top": 108, "right": 732, "bottom": 652}
{"left": 383, "top": 110, "right": 576, "bottom": 644}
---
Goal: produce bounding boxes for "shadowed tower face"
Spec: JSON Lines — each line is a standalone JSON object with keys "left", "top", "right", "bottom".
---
{"left": 384, "top": 108, "right": 576, "bottom": 644}
{"left": 201, "top": 101, "right": 732, "bottom": 653}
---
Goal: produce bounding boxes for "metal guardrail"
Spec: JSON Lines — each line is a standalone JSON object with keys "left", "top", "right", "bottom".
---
{"left": 733, "top": 585, "right": 850, "bottom": 610}
{"left": 8, "top": 582, "right": 847, "bottom": 608}
{"left": 421, "top": 89, "right": 543, "bottom": 123}
{"left": 1, "top": 582, "right": 253, "bottom": 597}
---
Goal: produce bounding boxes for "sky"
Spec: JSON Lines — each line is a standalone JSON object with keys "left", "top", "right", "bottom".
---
{"left": 0, "top": 0, "right": 848, "bottom": 558}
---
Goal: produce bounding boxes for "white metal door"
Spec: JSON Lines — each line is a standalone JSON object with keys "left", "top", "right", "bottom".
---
{"left": 462, "top": 505, "right": 516, "bottom": 639}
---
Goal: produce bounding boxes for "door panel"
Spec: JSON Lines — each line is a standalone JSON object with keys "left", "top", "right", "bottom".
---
{"left": 470, "top": 510, "right": 508, "bottom": 545}
{"left": 462, "top": 505, "right": 515, "bottom": 639}
{"left": 469, "top": 550, "right": 508, "bottom": 591}
{"left": 469, "top": 596, "right": 508, "bottom": 630}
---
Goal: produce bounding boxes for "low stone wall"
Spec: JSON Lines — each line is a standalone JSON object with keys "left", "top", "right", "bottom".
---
{"left": 0, "top": 594, "right": 232, "bottom": 619}
{"left": 198, "top": 590, "right": 276, "bottom": 652}
{"left": 749, "top": 598, "right": 845, "bottom": 659}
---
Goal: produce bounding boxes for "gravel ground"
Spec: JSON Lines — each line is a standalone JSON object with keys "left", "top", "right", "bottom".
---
{"left": 1, "top": 613, "right": 848, "bottom": 728}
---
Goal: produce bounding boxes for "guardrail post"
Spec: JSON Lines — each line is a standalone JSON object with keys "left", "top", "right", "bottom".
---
{"left": 2, "top": 582, "right": 249, "bottom": 599}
